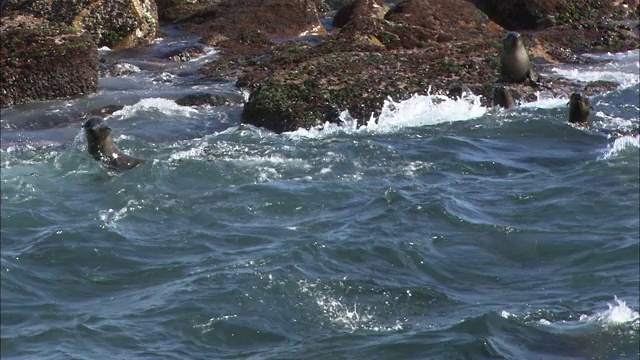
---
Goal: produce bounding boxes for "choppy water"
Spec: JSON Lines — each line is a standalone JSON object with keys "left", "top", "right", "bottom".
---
{"left": 1, "top": 29, "right": 639, "bottom": 359}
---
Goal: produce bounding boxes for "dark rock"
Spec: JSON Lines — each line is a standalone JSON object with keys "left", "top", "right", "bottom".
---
{"left": 315, "top": 0, "right": 354, "bottom": 12}
{"left": 333, "top": 0, "right": 388, "bottom": 28}
{"left": 0, "top": 15, "right": 99, "bottom": 108}
{"left": 178, "top": 0, "right": 326, "bottom": 46}
{"left": 469, "top": 0, "right": 636, "bottom": 31}
{"left": 156, "top": 0, "right": 221, "bottom": 23}
{"left": 175, "top": 93, "right": 234, "bottom": 107}
{"left": 385, "top": 0, "right": 497, "bottom": 40}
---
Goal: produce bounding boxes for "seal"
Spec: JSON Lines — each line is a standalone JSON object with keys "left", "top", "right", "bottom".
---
{"left": 499, "top": 32, "right": 537, "bottom": 84}
{"left": 492, "top": 86, "right": 516, "bottom": 109}
{"left": 568, "top": 93, "right": 591, "bottom": 124}
{"left": 82, "top": 116, "right": 145, "bottom": 171}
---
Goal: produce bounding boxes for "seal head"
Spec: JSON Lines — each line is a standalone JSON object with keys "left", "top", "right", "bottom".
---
{"left": 568, "top": 93, "right": 591, "bottom": 124}
{"left": 82, "top": 116, "right": 145, "bottom": 171}
{"left": 493, "top": 86, "right": 516, "bottom": 109}
{"left": 500, "top": 32, "right": 537, "bottom": 84}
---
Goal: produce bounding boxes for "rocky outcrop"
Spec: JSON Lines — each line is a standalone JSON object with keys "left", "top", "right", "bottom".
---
{"left": 156, "top": 0, "right": 222, "bottom": 23}
{"left": 385, "top": 0, "right": 498, "bottom": 40}
{"left": 469, "top": 0, "right": 636, "bottom": 31}
{"left": 333, "top": 0, "right": 388, "bottom": 28}
{"left": 0, "top": 15, "right": 99, "bottom": 108}
{"left": 178, "top": 0, "right": 326, "bottom": 46}
{"left": 5, "top": 0, "right": 158, "bottom": 49}
{"left": 228, "top": 0, "right": 639, "bottom": 133}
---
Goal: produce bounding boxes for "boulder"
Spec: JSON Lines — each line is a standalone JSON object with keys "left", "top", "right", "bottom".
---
{"left": 469, "top": 0, "right": 636, "bottom": 31}
{"left": 178, "top": 0, "right": 326, "bottom": 47}
{"left": 385, "top": 0, "right": 498, "bottom": 41}
{"left": 333, "top": 0, "right": 388, "bottom": 28}
{"left": 0, "top": 15, "right": 99, "bottom": 108}
{"left": 5, "top": 0, "right": 158, "bottom": 49}
{"left": 156, "top": 0, "right": 221, "bottom": 23}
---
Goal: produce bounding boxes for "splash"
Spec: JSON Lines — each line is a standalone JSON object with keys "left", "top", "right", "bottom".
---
{"left": 580, "top": 297, "right": 640, "bottom": 328}
{"left": 599, "top": 134, "right": 640, "bottom": 160}
{"left": 111, "top": 98, "right": 199, "bottom": 119}
{"left": 518, "top": 91, "right": 569, "bottom": 109}
{"left": 297, "top": 280, "right": 404, "bottom": 332}
{"left": 289, "top": 91, "right": 487, "bottom": 138}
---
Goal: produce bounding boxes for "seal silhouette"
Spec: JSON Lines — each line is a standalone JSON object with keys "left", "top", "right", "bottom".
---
{"left": 492, "top": 86, "right": 516, "bottom": 109}
{"left": 82, "top": 116, "right": 145, "bottom": 171}
{"left": 500, "top": 32, "right": 537, "bottom": 84}
{"left": 568, "top": 93, "right": 591, "bottom": 124}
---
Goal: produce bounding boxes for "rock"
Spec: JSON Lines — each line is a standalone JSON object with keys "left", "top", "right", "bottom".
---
{"left": 89, "top": 104, "right": 125, "bottom": 117}
{"left": 0, "top": 15, "right": 99, "bottom": 108}
{"left": 175, "top": 93, "right": 234, "bottom": 107}
{"left": 384, "top": 0, "right": 498, "bottom": 40}
{"left": 333, "top": 0, "right": 388, "bottom": 28}
{"left": 5, "top": 0, "right": 158, "bottom": 49}
{"left": 470, "top": 0, "right": 636, "bottom": 31}
{"left": 99, "top": 59, "right": 141, "bottom": 77}
{"left": 161, "top": 44, "right": 208, "bottom": 62}
{"left": 316, "top": 0, "right": 354, "bottom": 12}
{"left": 178, "top": 0, "right": 326, "bottom": 46}
{"left": 156, "top": 0, "right": 221, "bottom": 23}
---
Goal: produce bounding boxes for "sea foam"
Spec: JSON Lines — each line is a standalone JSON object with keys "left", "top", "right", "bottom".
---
{"left": 289, "top": 90, "right": 487, "bottom": 138}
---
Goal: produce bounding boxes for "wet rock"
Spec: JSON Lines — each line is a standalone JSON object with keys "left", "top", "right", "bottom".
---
{"left": 99, "top": 58, "right": 141, "bottom": 77}
{"left": 0, "top": 15, "right": 99, "bottom": 108}
{"left": 5, "top": 0, "right": 158, "bottom": 49}
{"left": 89, "top": 104, "right": 125, "bottom": 117}
{"left": 333, "top": 0, "right": 388, "bottom": 28}
{"left": 162, "top": 44, "right": 208, "bottom": 62}
{"left": 175, "top": 93, "right": 234, "bottom": 107}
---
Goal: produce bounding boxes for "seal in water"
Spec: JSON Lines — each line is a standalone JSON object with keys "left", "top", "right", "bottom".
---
{"left": 500, "top": 32, "right": 537, "bottom": 84}
{"left": 492, "top": 86, "right": 516, "bottom": 109}
{"left": 568, "top": 93, "right": 591, "bottom": 124}
{"left": 82, "top": 116, "right": 145, "bottom": 171}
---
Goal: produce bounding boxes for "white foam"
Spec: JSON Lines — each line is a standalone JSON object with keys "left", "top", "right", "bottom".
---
{"left": 519, "top": 91, "right": 570, "bottom": 109}
{"left": 599, "top": 134, "right": 640, "bottom": 160}
{"left": 111, "top": 98, "right": 199, "bottom": 119}
{"left": 580, "top": 296, "right": 639, "bottom": 328}
{"left": 288, "top": 90, "right": 487, "bottom": 138}
{"left": 551, "top": 50, "right": 640, "bottom": 89}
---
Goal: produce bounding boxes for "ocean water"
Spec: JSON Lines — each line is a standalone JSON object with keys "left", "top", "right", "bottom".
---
{"left": 1, "top": 29, "right": 639, "bottom": 359}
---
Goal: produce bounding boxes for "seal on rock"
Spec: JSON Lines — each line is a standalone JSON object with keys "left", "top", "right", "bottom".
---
{"left": 492, "top": 86, "right": 516, "bottom": 109}
{"left": 82, "top": 116, "right": 145, "bottom": 171}
{"left": 568, "top": 93, "right": 591, "bottom": 124}
{"left": 499, "top": 32, "right": 537, "bottom": 84}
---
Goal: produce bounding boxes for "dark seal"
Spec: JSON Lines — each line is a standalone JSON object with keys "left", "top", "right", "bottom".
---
{"left": 82, "top": 116, "right": 145, "bottom": 171}
{"left": 500, "top": 32, "right": 537, "bottom": 84}
{"left": 568, "top": 93, "right": 591, "bottom": 124}
{"left": 492, "top": 86, "right": 516, "bottom": 109}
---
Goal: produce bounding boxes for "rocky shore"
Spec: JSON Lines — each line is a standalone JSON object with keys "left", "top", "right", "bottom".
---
{"left": 1, "top": 0, "right": 638, "bottom": 132}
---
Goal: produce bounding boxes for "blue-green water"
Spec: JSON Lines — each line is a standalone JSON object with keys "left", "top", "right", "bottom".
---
{"left": 1, "top": 34, "right": 639, "bottom": 359}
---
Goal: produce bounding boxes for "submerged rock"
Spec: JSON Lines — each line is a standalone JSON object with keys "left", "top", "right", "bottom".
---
{"left": 175, "top": 93, "right": 235, "bottom": 107}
